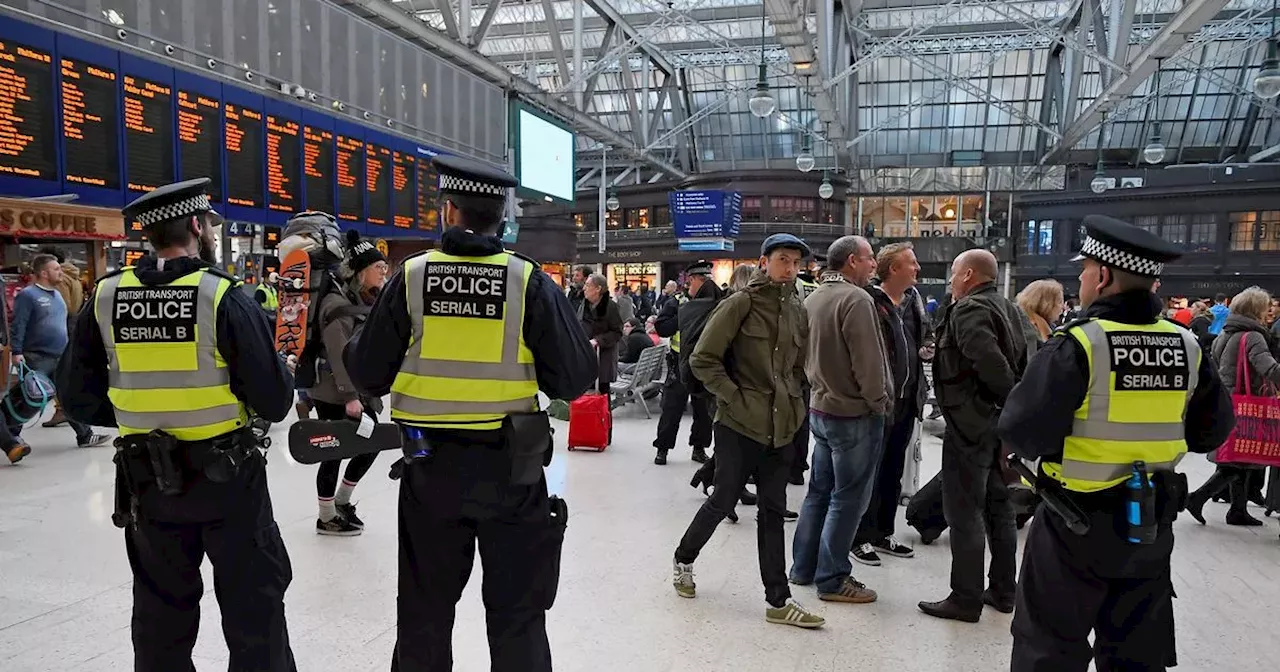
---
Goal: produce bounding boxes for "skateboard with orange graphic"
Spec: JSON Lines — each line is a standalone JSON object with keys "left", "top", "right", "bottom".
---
{"left": 271, "top": 248, "right": 311, "bottom": 366}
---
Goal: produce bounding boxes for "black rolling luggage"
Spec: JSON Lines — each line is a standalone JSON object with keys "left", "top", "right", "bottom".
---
{"left": 906, "top": 472, "right": 946, "bottom": 545}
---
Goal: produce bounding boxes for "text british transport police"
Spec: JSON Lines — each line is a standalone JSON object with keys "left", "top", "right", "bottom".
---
{"left": 423, "top": 262, "right": 507, "bottom": 320}
{"left": 113, "top": 287, "right": 198, "bottom": 343}
{"left": 1108, "top": 332, "right": 1190, "bottom": 391}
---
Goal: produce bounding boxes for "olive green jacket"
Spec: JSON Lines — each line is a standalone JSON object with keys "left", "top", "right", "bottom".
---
{"left": 690, "top": 273, "right": 808, "bottom": 448}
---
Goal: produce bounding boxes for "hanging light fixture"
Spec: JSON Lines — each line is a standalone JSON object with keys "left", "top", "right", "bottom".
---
{"left": 1257, "top": 0, "right": 1280, "bottom": 98}
{"left": 1143, "top": 60, "right": 1167, "bottom": 164}
{"left": 796, "top": 76, "right": 816, "bottom": 171}
{"left": 818, "top": 172, "right": 834, "bottom": 200}
{"left": 748, "top": 9, "right": 776, "bottom": 118}
{"left": 606, "top": 191, "right": 620, "bottom": 211}
{"left": 1091, "top": 112, "right": 1110, "bottom": 194}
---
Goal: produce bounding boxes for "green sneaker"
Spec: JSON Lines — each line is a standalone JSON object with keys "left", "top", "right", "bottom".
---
{"left": 672, "top": 559, "right": 696, "bottom": 598}
{"left": 765, "top": 598, "right": 825, "bottom": 628}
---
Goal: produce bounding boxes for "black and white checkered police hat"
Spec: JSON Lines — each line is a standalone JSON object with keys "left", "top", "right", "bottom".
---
{"left": 1071, "top": 214, "right": 1181, "bottom": 278}
{"left": 121, "top": 177, "right": 220, "bottom": 228}
{"left": 434, "top": 155, "right": 517, "bottom": 200}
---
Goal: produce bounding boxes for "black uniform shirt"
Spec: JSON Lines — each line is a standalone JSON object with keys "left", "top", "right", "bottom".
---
{"left": 342, "top": 227, "right": 596, "bottom": 423}
{"left": 57, "top": 255, "right": 296, "bottom": 427}
{"left": 998, "top": 289, "right": 1234, "bottom": 461}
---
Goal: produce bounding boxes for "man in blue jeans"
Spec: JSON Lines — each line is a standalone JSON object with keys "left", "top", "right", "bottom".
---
{"left": 790, "top": 236, "right": 891, "bottom": 603}
{"left": 11, "top": 254, "right": 108, "bottom": 454}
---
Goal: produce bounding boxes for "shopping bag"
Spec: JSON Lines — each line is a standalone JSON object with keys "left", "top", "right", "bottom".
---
{"left": 1215, "top": 335, "right": 1280, "bottom": 468}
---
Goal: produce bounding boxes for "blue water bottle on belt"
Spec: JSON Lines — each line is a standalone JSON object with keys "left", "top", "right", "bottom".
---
{"left": 402, "top": 426, "right": 433, "bottom": 461}
{"left": 1126, "top": 461, "right": 1157, "bottom": 544}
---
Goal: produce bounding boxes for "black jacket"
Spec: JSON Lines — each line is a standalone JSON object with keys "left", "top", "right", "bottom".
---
{"left": 58, "top": 255, "right": 295, "bottom": 427}
{"left": 653, "top": 292, "right": 682, "bottom": 339}
{"left": 343, "top": 227, "right": 596, "bottom": 437}
{"left": 677, "top": 280, "right": 725, "bottom": 396}
{"left": 999, "top": 290, "right": 1234, "bottom": 462}
{"left": 620, "top": 331, "right": 656, "bottom": 364}
{"left": 870, "top": 285, "right": 910, "bottom": 404}
{"left": 1189, "top": 313, "right": 1214, "bottom": 353}
{"left": 579, "top": 295, "right": 624, "bottom": 387}
{"left": 933, "top": 282, "right": 1026, "bottom": 448}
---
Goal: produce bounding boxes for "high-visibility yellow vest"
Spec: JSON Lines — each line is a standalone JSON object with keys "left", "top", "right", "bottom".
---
{"left": 257, "top": 283, "right": 279, "bottom": 311}
{"left": 95, "top": 267, "right": 248, "bottom": 442}
{"left": 390, "top": 249, "right": 538, "bottom": 431}
{"left": 1042, "top": 318, "right": 1199, "bottom": 493}
{"left": 670, "top": 294, "right": 689, "bottom": 353}
{"left": 797, "top": 278, "right": 819, "bottom": 300}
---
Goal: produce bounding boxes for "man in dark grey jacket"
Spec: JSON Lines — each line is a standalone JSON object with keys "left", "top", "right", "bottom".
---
{"left": 919, "top": 249, "right": 1026, "bottom": 623}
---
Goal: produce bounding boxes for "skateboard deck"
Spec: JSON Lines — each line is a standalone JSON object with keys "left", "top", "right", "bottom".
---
{"left": 272, "top": 249, "right": 311, "bottom": 365}
{"left": 288, "top": 418, "right": 403, "bottom": 464}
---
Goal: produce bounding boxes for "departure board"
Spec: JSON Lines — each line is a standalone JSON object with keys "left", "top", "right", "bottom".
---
{"left": 266, "top": 114, "right": 300, "bottom": 212}
{"left": 416, "top": 159, "right": 440, "bottom": 232}
{"left": 60, "top": 58, "right": 119, "bottom": 189}
{"left": 262, "top": 225, "right": 281, "bottom": 249}
{"left": 392, "top": 151, "right": 415, "bottom": 228}
{"left": 0, "top": 40, "right": 56, "bottom": 180}
{"left": 123, "top": 249, "right": 145, "bottom": 266}
{"left": 303, "top": 125, "right": 334, "bottom": 214}
{"left": 365, "top": 142, "right": 390, "bottom": 226}
{"left": 177, "top": 90, "right": 222, "bottom": 201}
{"left": 336, "top": 134, "right": 363, "bottom": 222}
{"left": 123, "top": 75, "right": 173, "bottom": 192}
{"left": 224, "top": 103, "right": 264, "bottom": 208}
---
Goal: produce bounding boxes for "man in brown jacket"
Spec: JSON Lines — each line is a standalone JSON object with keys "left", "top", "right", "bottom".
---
{"left": 671, "top": 233, "right": 826, "bottom": 629}
{"left": 789, "top": 235, "right": 890, "bottom": 604}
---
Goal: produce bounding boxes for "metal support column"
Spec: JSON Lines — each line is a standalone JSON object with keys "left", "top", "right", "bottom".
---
{"left": 573, "top": 0, "right": 584, "bottom": 110}
{"left": 598, "top": 148, "right": 608, "bottom": 254}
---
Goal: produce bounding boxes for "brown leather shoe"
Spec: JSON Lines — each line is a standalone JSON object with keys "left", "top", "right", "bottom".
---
{"left": 6, "top": 443, "right": 31, "bottom": 464}
{"left": 295, "top": 401, "right": 312, "bottom": 420}
{"left": 42, "top": 410, "right": 68, "bottom": 428}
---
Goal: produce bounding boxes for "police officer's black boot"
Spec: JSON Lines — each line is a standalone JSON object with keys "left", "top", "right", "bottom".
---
{"left": 1187, "top": 468, "right": 1233, "bottom": 524}
{"left": 691, "top": 446, "right": 709, "bottom": 463}
{"left": 1225, "top": 477, "right": 1264, "bottom": 526}
{"left": 655, "top": 448, "right": 668, "bottom": 465}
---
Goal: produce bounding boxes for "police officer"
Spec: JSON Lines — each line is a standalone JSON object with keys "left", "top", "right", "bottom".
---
{"left": 56, "top": 178, "right": 298, "bottom": 671}
{"left": 343, "top": 155, "right": 596, "bottom": 672}
{"left": 998, "top": 215, "right": 1234, "bottom": 671}
{"left": 651, "top": 261, "right": 719, "bottom": 465}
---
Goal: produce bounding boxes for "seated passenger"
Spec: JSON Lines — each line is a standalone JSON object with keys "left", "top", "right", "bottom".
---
{"left": 618, "top": 318, "right": 657, "bottom": 376}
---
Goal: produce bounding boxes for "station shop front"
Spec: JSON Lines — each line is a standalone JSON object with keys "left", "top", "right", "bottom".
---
{"left": 0, "top": 197, "right": 126, "bottom": 313}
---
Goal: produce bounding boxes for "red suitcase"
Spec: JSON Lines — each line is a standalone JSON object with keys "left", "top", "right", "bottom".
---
{"left": 567, "top": 393, "right": 611, "bottom": 451}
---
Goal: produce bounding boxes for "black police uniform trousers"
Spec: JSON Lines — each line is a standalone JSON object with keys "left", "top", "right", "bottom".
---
{"left": 124, "top": 453, "right": 296, "bottom": 672}
{"left": 855, "top": 396, "right": 918, "bottom": 546}
{"left": 1012, "top": 493, "right": 1177, "bottom": 672}
{"left": 653, "top": 352, "right": 712, "bottom": 453}
{"left": 392, "top": 434, "right": 565, "bottom": 672}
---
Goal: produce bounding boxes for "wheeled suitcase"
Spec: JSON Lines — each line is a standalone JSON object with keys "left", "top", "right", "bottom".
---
{"left": 906, "top": 472, "right": 947, "bottom": 545}
{"left": 899, "top": 420, "right": 923, "bottom": 506}
{"left": 567, "top": 393, "right": 611, "bottom": 452}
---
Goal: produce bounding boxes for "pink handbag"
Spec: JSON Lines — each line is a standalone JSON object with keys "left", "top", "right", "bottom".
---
{"left": 1215, "top": 334, "right": 1280, "bottom": 468}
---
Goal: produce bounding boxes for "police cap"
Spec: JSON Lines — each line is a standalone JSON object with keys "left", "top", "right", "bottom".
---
{"left": 1070, "top": 214, "right": 1182, "bottom": 278}
{"left": 433, "top": 155, "right": 518, "bottom": 201}
{"left": 761, "top": 233, "right": 811, "bottom": 258}
{"left": 121, "top": 178, "right": 219, "bottom": 228}
{"left": 684, "top": 260, "right": 713, "bottom": 277}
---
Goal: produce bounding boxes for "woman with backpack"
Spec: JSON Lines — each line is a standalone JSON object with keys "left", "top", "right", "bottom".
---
{"left": 312, "top": 231, "right": 389, "bottom": 536}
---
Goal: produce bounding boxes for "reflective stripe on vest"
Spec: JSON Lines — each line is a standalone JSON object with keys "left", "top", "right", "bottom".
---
{"left": 670, "top": 294, "right": 689, "bottom": 353}
{"left": 1042, "top": 318, "right": 1198, "bottom": 492}
{"left": 260, "top": 284, "right": 279, "bottom": 310}
{"left": 391, "top": 250, "right": 538, "bottom": 430}
{"left": 95, "top": 268, "right": 247, "bottom": 442}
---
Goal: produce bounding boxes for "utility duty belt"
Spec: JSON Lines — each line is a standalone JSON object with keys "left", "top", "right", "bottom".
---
{"left": 112, "top": 428, "right": 259, "bottom": 528}
{"left": 389, "top": 412, "right": 554, "bottom": 485}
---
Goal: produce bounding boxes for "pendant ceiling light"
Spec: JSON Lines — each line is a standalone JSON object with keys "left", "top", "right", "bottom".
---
{"left": 748, "top": 8, "right": 776, "bottom": 118}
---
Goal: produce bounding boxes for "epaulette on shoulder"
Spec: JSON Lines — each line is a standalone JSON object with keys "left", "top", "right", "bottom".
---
{"left": 94, "top": 266, "right": 129, "bottom": 284}
{"left": 1052, "top": 316, "right": 1095, "bottom": 337}
{"left": 402, "top": 248, "right": 430, "bottom": 263}
{"left": 202, "top": 265, "right": 241, "bottom": 285}
{"left": 508, "top": 250, "right": 542, "bottom": 267}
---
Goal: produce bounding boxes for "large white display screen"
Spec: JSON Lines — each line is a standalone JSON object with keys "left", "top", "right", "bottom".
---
{"left": 516, "top": 107, "right": 574, "bottom": 203}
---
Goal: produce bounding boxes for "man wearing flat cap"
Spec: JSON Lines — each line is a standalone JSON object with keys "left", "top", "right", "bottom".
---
{"left": 998, "top": 215, "right": 1234, "bottom": 670}
{"left": 57, "top": 178, "right": 299, "bottom": 670}
{"left": 343, "top": 154, "right": 596, "bottom": 671}
{"left": 671, "top": 233, "right": 827, "bottom": 628}
{"left": 651, "top": 259, "right": 721, "bottom": 466}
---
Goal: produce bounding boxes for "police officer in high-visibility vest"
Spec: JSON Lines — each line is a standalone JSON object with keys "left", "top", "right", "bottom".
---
{"left": 651, "top": 261, "right": 721, "bottom": 465}
{"left": 343, "top": 155, "right": 596, "bottom": 672}
{"left": 998, "top": 215, "right": 1234, "bottom": 671}
{"left": 56, "top": 178, "right": 298, "bottom": 671}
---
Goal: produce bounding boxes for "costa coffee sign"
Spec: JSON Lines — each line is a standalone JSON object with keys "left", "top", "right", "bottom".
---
{"left": 0, "top": 198, "right": 125, "bottom": 240}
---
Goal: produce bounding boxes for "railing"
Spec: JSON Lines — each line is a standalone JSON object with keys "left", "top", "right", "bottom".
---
{"left": 576, "top": 222, "right": 847, "bottom": 243}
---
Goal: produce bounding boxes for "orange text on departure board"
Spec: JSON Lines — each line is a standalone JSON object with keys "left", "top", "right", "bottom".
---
{"left": 123, "top": 76, "right": 167, "bottom": 135}
{"left": 59, "top": 59, "right": 114, "bottom": 187}
{"left": 178, "top": 92, "right": 218, "bottom": 144}
{"left": 0, "top": 42, "right": 49, "bottom": 175}
{"left": 366, "top": 144, "right": 388, "bottom": 193}
{"left": 304, "top": 127, "right": 331, "bottom": 178}
{"left": 266, "top": 115, "right": 299, "bottom": 211}
{"left": 393, "top": 152, "right": 414, "bottom": 228}
{"left": 336, "top": 135, "right": 360, "bottom": 189}
{"left": 225, "top": 104, "right": 245, "bottom": 152}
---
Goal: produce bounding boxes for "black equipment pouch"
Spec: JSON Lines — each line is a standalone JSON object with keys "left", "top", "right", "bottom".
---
{"left": 145, "top": 430, "right": 184, "bottom": 496}
{"left": 202, "top": 429, "right": 254, "bottom": 484}
{"left": 540, "top": 495, "right": 569, "bottom": 610}
{"left": 111, "top": 447, "right": 138, "bottom": 529}
{"left": 1152, "top": 471, "right": 1189, "bottom": 524}
{"left": 505, "top": 412, "right": 553, "bottom": 485}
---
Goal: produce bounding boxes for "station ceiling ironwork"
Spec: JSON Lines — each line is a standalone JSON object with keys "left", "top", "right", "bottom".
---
{"left": 352, "top": 0, "right": 1280, "bottom": 191}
